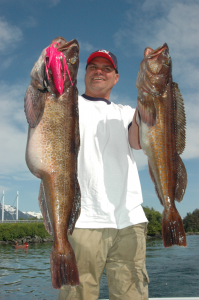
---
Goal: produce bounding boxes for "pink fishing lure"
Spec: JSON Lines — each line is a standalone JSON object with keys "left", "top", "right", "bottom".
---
{"left": 45, "top": 42, "right": 73, "bottom": 94}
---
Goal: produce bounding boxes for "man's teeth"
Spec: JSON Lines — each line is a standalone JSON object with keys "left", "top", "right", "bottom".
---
{"left": 93, "top": 78, "right": 103, "bottom": 80}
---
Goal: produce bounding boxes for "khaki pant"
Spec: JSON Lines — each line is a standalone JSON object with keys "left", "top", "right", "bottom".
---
{"left": 58, "top": 223, "right": 149, "bottom": 300}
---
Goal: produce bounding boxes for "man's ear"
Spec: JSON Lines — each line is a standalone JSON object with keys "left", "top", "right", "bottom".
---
{"left": 114, "top": 74, "right": 119, "bottom": 86}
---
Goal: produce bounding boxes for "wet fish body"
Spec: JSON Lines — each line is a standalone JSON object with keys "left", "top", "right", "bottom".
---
{"left": 24, "top": 37, "right": 80, "bottom": 288}
{"left": 136, "top": 43, "right": 187, "bottom": 247}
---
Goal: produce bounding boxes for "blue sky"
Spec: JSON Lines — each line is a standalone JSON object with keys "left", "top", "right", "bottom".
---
{"left": 0, "top": 0, "right": 198, "bottom": 218}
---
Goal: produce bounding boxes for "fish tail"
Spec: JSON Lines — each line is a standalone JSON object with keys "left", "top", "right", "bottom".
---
{"left": 50, "top": 242, "right": 79, "bottom": 289}
{"left": 162, "top": 208, "right": 187, "bottom": 247}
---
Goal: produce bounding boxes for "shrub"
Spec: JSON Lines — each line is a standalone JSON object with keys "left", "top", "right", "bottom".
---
{"left": 143, "top": 206, "right": 162, "bottom": 236}
{"left": 0, "top": 223, "right": 51, "bottom": 241}
{"left": 183, "top": 209, "right": 199, "bottom": 232}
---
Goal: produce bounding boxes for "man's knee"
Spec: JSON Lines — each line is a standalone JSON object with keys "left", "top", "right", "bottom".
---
{"left": 58, "top": 286, "right": 77, "bottom": 300}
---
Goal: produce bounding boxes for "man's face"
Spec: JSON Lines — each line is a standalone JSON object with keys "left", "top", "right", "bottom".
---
{"left": 84, "top": 57, "right": 119, "bottom": 100}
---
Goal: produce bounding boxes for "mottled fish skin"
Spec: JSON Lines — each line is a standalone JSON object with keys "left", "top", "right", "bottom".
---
{"left": 24, "top": 37, "right": 80, "bottom": 288}
{"left": 136, "top": 43, "right": 187, "bottom": 247}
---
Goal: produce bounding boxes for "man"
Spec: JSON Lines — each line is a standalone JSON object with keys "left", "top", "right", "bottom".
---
{"left": 59, "top": 50, "right": 149, "bottom": 300}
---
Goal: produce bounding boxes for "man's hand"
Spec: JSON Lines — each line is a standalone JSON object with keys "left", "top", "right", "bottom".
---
{"left": 128, "top": 108, "right": 141, "bottom": 150}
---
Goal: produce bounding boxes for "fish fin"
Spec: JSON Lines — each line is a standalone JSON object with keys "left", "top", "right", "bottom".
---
{"left": 137, "top": 92, "right": 156, "bottom": 126}
{"left": 74, "top": 87, "right": 80, "bottom": 152}
{"left": 136, "top": 108, "right": 141, "bottom": 126}
{"left": 50, "top": 242, "right": 79, "bottom": 288}
{"left": 38, "top": 181, "right": 54, "bottom": 236}
{"left": 68, "top": 178, "right": 81, "bottom": 235}
{"left": 162, "top": 207, "right": 187, "bottom": 247}
{"left": 24, "top": 85, "right": 46, "bottom": 128}
{"left": 67, "top": 88, "right": 81, "bottom": 235}
{"left": 148, "top": 162, "right": 164, "bottom": 206}
{"left": 175, "top": 154, "right": 188, "bottom": 202}
{"left": 173, "top": 82, "right": 186, "bottom": 155}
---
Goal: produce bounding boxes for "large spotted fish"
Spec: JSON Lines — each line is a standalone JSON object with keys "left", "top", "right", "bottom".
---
{"left": 24, "top": 37, "right": 80, "bottom": 288}
{"left": 136, "top": 43, "right": 187, "bottom": 247}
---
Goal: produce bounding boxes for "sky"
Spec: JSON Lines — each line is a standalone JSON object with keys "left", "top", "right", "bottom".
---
{"left": 0, "top": 0, "right": 198, "bottom": 218}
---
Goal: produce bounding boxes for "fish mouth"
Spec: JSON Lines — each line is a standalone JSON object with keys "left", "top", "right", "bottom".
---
{"left": 57, "top": 39, "right": 79, "bottom": 52}
{"left": 146, "top": 43, "right": 169, "bottom": 59}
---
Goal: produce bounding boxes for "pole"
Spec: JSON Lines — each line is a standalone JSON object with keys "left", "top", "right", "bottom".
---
{"left": 2, "top": 191, "right": 4, "bottom": 222}
{"left": 16, "top": 191, "right": 19, "bottom": 220}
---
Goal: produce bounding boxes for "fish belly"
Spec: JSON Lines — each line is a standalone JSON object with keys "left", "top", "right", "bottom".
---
{"left": 26, "top": 91, "right": 80, "bottom": 287}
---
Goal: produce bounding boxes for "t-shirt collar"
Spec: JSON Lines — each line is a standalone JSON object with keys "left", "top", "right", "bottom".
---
{"left": 81, "top": 94, "right": 111, "bottom": 105}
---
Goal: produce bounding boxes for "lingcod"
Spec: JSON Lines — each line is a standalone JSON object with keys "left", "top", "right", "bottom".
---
{"left": 136, "top": 43, "right": 187, "bottom": 247}
{"left": 24, "top": 37, "right": 80, "bottom": 288}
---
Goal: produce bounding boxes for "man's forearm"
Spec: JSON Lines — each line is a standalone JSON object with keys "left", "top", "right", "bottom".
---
{"left": 128, "top": 108, "right": 141, "bottom": 150}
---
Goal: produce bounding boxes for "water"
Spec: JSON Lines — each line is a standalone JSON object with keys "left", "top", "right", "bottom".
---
{"left": 0, "top": 235, "right": 199, "bottom": 299}
{"left": 0, "top": 243, "right": 59, "bottom": 300}
{"left": 145, "top": 236, "right": 199, "bottom": 298}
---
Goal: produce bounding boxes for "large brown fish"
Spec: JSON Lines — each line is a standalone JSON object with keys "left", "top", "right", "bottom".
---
{"left": 24, "top": 37, "right": 80, "bottom": 288}
{"left": 136, "top": 43, "right": 187, "bottom": 247}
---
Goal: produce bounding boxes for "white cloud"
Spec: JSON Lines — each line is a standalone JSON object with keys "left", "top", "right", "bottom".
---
{"left": 0, "top": 82, "right": 29, "bottom": 176}
{"left": 114, "top": 2, "right": 199, "bottom": 65}
{"left": 0, "top": 17, "right": 23, "bottom": 52}
{"left": 79, "top": 41, "right": 95, "bottom": 53}
{"left": 51, "top": 0, "right": 60, "bottom": 4}
{"left": 1, "top": 56, "right": 15, "bottom": 70}
{"left": 13, "top": 173, "right": 36, "bottom": 181}
{"left": 22, "top": 16, "right": 38, "bottom": 28}
{"left": 49, "top": 0, "right": 60, "bottom": 7}
{"left": 0, "top": 185, "right": 10, "bottom": 192}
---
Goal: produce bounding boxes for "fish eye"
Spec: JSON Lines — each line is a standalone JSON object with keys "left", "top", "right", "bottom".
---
{"left": 70, "top": 57, "right": 76, "bottom": 64}
{"left": 165, "top": 57, "right": 171, "bottom": 66}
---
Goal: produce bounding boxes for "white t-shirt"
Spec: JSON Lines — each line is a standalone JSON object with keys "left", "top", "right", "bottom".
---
{"left": 75, "top": 94, "right": 147, "bottom": 229}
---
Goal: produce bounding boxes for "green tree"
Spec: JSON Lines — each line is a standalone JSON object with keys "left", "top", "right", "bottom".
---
{"left": 143, "top": 206, "right": 162, "bottom": 236}
{"left": 183, "top": 209, "right": 199, "bottom": 232}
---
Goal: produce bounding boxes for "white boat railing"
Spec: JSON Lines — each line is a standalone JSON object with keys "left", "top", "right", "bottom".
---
{"left": 0, "top": 220, "right": 43, "bottom": 223}
{"left": 148, "top": 298, "right": 199, "bottom": 300}
{"left": 99, "top": 298, "right": 199, "bottom": 300}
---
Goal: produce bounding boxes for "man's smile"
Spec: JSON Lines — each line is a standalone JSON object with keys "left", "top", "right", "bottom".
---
{"left": 92, "top": 77, "right": 105, "bottom": 81}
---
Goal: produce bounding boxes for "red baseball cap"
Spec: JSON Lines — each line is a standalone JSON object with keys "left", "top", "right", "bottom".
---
{"left": 86, "top": 50, "right": 119, "bottom": 73}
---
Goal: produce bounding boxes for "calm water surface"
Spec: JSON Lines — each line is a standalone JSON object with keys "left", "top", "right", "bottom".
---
{"left": 0, "top": 235, "right": 199, "bottom": 299}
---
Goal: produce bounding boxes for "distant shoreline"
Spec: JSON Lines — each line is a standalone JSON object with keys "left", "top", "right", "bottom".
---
{"left": 185, "top": 232, "right": 199, "bottom": 236}
{"left": 0, "top": 235, "right": 53, "bottom": 245}
{"left": 146, "top": 232, "right": 199, "bottom": 240}
{"left": 0, "top": 232, "right": 198, "bottom": 245}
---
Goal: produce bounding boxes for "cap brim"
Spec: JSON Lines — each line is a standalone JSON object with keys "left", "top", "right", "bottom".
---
{"left": 87, "top": 52, "right": 116, "bottom": 70}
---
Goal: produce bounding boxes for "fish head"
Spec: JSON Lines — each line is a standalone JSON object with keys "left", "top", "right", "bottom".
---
{"left": 144, "top": 43, "right": 172, "bottom": 94}
{"left": 44, "top": 37, "right": 79, "bottom": 95}
{"left": 57, "top": 38, "right": 79, "bottom": 91}
{"left": 30, "top": 37, "right": 79, "bottom": 96}
{"left": 136, "top": 43, "right": 172, "bottom": 95}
